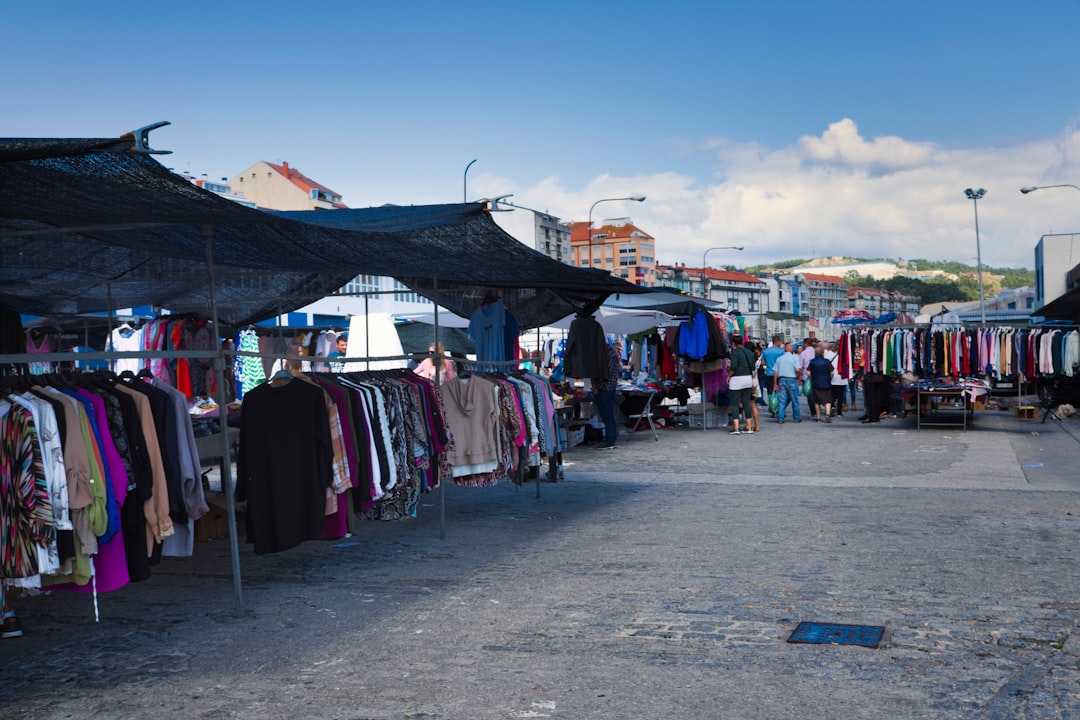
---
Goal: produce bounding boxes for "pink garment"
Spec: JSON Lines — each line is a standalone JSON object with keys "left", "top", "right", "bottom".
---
{"left": 321, "top": 492, "right": 350, "bottom": 540}
{"left": 414, "top": 359, "right": 457, "bottom": 384}
{"left": 26, "top": 331, "right": 51, "bottom": 374}
{"left": 79, "top": 390, "right": 130, "bottom": 592}
{"left": 56, "top": 390, "right": 132, "bottom": 594}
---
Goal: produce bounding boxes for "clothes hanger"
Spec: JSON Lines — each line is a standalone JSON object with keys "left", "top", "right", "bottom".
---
{"left": 269, "top": 368, "right": 294, "bottom": 387}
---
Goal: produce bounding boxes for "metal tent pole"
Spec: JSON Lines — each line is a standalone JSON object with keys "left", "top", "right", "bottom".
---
{"left": 434, "top": 277, "right": 445, "bottom": 539}
{"left": 106, "top": 283, "right": 115, "bottom": 360}
{"left": 202, "top": 224, "right": 244, "bottom": 617}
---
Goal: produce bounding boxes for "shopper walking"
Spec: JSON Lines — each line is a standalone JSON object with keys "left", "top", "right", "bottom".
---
{"left": 726, "top": 335, "right": 757, "bottom": 434}
{"left": 823, "top": 341, "right": 847, "bottom": 417}
{"left": 799, "top": 337, "right": 819, "bottom": 420}
{"left": 773, "top": 342, "right": 801, "bottom": 424}
{"left": 761, "top": 335, "right": 785, "bottom": 414}
{"left": 807, "top": 344, "right": 836, "bottom": 422}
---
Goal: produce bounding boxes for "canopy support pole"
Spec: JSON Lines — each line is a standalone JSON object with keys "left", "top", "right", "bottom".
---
{"left": 106, "top": 283, "right": 115, "bottom": 357}
{"left": 364, "top": 293, "right": 370, "bottom": 372}
{"left": 434, "top": 276, "right": 446, "bottom": 539}
{"left": 203, "top": 224, "right": 244, "bottom": 617}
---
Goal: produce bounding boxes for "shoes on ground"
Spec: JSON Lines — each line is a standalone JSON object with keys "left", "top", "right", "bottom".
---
{"left": 743, "top": 428, "right": 755, "bottom": 434}
{"left": 861, "top": 418, "right": 880, "bottom": 424}
{"left": 2, "top": 612, "right": 23, "bottom": 639}
{"left": 595, "top": 444, "right": 616, "bottom": 450}
{"left": 826, "top": 416, "right": 832, "bottom": 423}
{"left": 730, "top": 429, "right": 742, "bottom": 435}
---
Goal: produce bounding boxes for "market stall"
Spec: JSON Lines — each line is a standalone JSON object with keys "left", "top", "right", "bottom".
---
{"left": 0, "top": 125, "right": 647, "bottom": 617}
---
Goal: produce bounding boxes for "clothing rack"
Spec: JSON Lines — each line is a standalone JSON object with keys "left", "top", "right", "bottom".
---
{"left": 455, "top": 358, "right": 560, "bottom": 493}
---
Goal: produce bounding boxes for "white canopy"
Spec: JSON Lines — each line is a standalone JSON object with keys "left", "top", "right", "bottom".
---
{"left": 547, "top": 306, "right": 675, "bottom": 335}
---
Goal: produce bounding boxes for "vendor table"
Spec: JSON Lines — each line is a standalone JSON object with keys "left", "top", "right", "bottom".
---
{"left": 194, "top": 427, "right": 241, "bottom": 488}
{"left": 914, "top": 386, "right": 975, "bottom": 430}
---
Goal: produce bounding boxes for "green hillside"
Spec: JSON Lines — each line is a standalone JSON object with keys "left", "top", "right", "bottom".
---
{"left": 744, "top": 257, "right": 1034, "bottom": 303}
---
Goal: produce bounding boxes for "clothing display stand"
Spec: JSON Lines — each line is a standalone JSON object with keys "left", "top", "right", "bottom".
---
{"left": 623, "top": 389, "right": 659, "bottom": 441}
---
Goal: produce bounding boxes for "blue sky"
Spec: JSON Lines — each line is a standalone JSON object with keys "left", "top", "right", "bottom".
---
{"left": 4, "top": 0, "right": 1080, "bottom": 270}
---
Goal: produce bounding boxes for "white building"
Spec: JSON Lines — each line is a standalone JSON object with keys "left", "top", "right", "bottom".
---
{"left": 1035, "top": 233, "right": 1080, "bottom": 309}
{"left": 176, "top": 171, "right": 256, "bottom": 207}
{"left": 229, "top": 161, "right": 346, "bottom": 211}
{"left": 221, "top": 161, "right": 435, "bottom": 326}
{"left": 792, "top": 260, "right": 903, "bottom": 281}
{"left": 532, "top": 212, "right": 573, "bottom": 265}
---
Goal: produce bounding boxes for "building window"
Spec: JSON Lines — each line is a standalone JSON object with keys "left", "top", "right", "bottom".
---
{"left": 339, "top": 274, "right": 380, "bottom": 295}
{"left": 393, "top": 279, "right": 431, "bottom": 304}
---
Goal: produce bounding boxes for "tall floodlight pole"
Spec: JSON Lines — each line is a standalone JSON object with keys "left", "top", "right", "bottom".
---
{"left": 701, "top": 245, "right": 745, "bottom": 301}
{"left": 964, "top": 188, "right": 987, "bottom": 325}
{"left": 586, "top": 195, "right": 646, "bottom": 269}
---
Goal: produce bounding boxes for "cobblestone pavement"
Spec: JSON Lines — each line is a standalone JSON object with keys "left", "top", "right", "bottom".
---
{"left": 2, "top": 408, "right": 1079, "bottom": 719}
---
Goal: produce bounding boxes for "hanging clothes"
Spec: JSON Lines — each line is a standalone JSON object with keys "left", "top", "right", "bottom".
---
{"left": 563, "top": 313, "right": 609, "bottom": 380}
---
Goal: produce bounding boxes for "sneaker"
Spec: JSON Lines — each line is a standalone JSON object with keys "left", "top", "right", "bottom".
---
{"left": 777, "top": 420, "right": 785, "bottom": 424}
{"left": 743, "top": 428, "right": 754, "bottom": 434}
{"left": 2, "top": 612, "right": 23, "bottom": 639}
{"left": 826, "top": 416, "right": 832, "bottom": 423}
{"left": 729, "top": 429, "right": 742, "bottom": 435}
{"left": 596, "top": 444, "right": 616, "bottom": 450}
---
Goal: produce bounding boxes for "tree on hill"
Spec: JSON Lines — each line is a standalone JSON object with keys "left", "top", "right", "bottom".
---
{"left": 846, "top": 273, "right": 973, "bottom": 304}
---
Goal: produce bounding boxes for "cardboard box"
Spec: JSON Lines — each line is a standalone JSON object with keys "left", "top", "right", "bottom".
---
{"left": 1015, "top": 406, "right": 1037, "bottom": 420}
{"left": 194, "top": 493, "right": 232, "bottom": 542}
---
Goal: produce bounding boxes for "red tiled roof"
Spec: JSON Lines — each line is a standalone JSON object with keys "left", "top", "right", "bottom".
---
{"left": 267, "top": 161, "right": 347, "bottom": 208}
{"left": 800, "top": 272, "right": 846, "bottom": 284}
{"left": 688, "top": 267, "right": 764, "bottom": 284}
{"left": 569, "top": 220, "right": 652, "bottom": 243}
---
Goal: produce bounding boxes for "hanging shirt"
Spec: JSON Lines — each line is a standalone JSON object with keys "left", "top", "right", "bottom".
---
{"left": 468, "top": 300, "right": 507, "bottom": 362}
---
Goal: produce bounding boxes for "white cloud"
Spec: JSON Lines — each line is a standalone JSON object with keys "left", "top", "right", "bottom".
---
{"left": 495, "top": 119, "right": 1080, "bottom": 270}
{"left": 798, "top": 118, "right": 935, "bottom": 169}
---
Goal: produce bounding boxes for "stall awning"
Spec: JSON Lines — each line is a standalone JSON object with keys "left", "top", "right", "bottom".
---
{"left": 0, "top": 133, "right": 645, "bottom": 328}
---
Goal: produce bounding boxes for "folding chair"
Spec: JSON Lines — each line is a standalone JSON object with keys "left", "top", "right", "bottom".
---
{"left": 623, "top": 389, "right": 659, "bottom": 441}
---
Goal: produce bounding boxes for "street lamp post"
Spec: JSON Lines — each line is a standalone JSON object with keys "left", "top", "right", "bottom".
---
{"left": 463, "top": 159, "right": 476, "bottom": 203}
{"left": 586, "top": 195, "right": 646, "bottom": 269}
{"left": 964, "top": 188, "right": 987, "bottom": 325}
{"left": 701, "top": 245, "right": 744, "bottom": 301}
{"left": 1020, "top": 184, "right": 1080, "bottom": 194}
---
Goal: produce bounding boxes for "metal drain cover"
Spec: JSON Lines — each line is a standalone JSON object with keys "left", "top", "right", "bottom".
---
{"left": 787, "top": 621, "right": 885, "bottom": 648}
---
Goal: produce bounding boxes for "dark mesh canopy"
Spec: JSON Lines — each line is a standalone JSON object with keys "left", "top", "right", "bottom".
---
{"left": 0, "top": 135, "right": 644, "bottom": 328}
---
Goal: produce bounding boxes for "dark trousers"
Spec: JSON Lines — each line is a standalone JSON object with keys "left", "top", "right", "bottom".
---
{"left": 864, "top": 378, "right": 889, "bottom": 419}
{"left": 830, "top": 385, "right": 846, "bottom": 414}
{"left": 596, "top": 388, "right": 618, "bottom": 446}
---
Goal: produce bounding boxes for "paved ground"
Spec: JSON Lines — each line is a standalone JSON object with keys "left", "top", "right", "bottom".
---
{"left": 2, "top": 400, "right": 1080, "bottom": 719}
